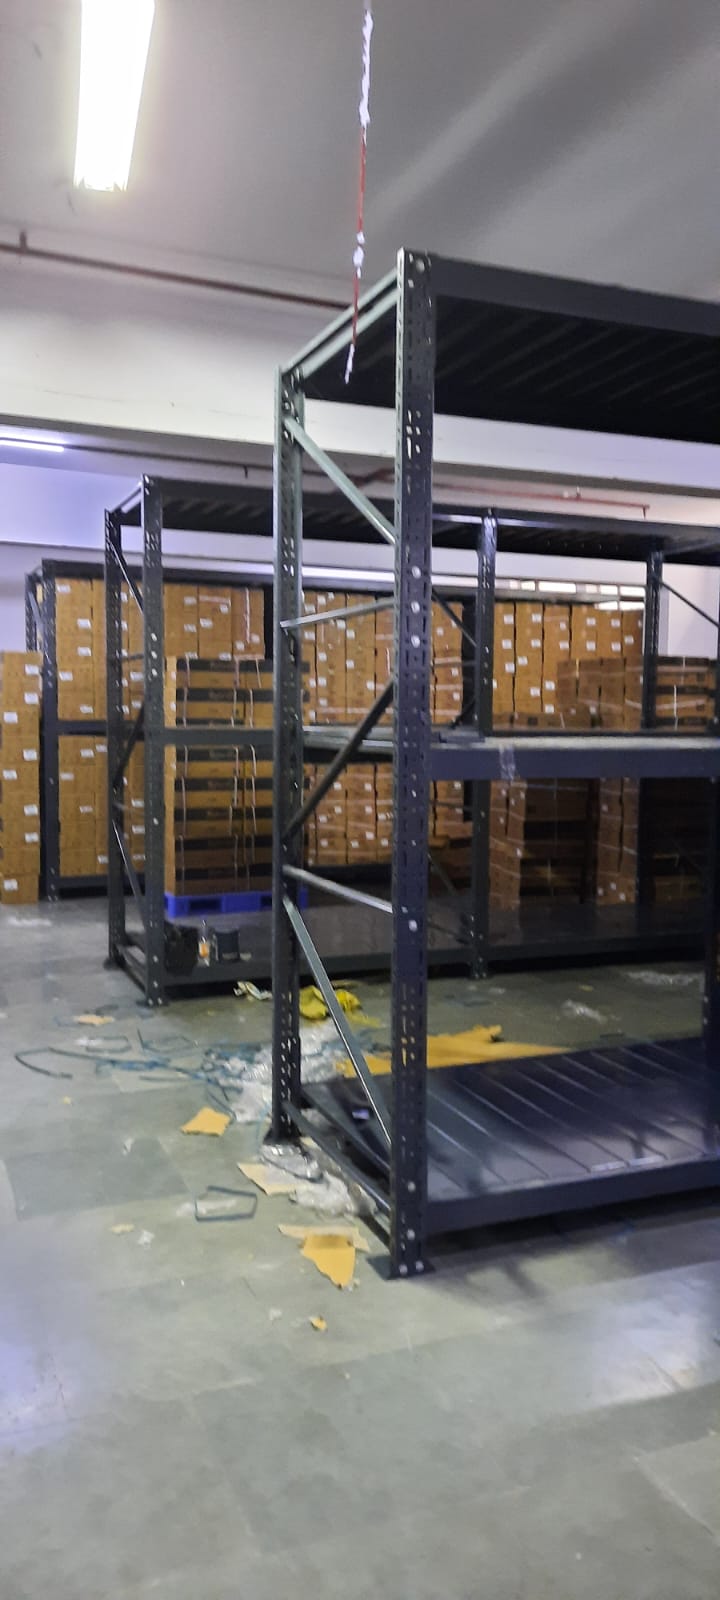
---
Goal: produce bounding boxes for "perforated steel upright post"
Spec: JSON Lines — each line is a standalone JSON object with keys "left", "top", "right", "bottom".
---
{"left": 271, "top": 371, "right": 305, "bottom": 1140}
{"left": 105, "top": 511, "right": 126, "bottom": 964}
{"left": 141, "top": 478, "right": 166, "bottom": 1005}
{"left": 390, "top": 250, "right": 434, "bottom": 1277}
{"left": 637, "top": 549, "right": 662, "bottom": 903}
{"left": 40, "top": 564, "right": 61, "bottom": 902}
{"left": 470, "top": 513, "right": 497, "bottom": 976}
{"left": 702, "top": 587, "right": 720, "bottom": 1061}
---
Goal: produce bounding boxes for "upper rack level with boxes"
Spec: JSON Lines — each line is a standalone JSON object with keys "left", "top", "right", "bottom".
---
{"left": 271, "top": 247, "right": 720, "bottom": 1278}
{"left": 25, "top": 555, "right": 270, "bottom": 901}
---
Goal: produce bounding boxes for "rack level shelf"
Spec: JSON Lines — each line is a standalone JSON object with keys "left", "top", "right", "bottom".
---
{"left": 303, "top": 1036, "right": 720, "bottom": 1235}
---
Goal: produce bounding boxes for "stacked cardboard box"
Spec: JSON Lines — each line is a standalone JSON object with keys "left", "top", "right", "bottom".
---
{"left": 0, "top": 652, "right": 42, "bottom": 904}
{"left": 595, "top": 780, "right": 639, "bottom": 905}
{"left": 491, "top": 600, "right": 644, "bottom": 727}
{"left": 654, "top": 658, "right": 715, "bottom": 727}
{"left": 489, "top": 779, "right": 593, "bottom": 910}
{"left": 432, "top": 602, "right": 464, "bottom": 724}
{"left": 58, "top": 735, "right": 108, "bottom": 879}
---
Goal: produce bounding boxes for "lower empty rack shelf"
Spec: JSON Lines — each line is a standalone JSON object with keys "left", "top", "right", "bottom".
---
{"left": 303, "top": 1037, "right": 720, "bottom": 1234}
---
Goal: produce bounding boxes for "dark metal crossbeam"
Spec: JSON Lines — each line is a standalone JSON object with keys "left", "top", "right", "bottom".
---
{"left": 661, "top": 579, "right": 719, "bottom": 631}
{"left": 283, "top": 896, "right": 391, "bottom": 1145}
{"left": 284, "top": 679, "right": 394, "bottom": 841}
{"left": 282, "top": 596, "right": 393, "bottom": 632}
{"left": 107, "top": 539, "right": 143, "bottom": 612}
{"left": 113, "top": 704, "right": 144, "bottom": 789}
{"left": 284, "top": 864, "right": 392, "bottom": 915}
{"left": 283, "top": 416, "right": 396, "bottom": 545}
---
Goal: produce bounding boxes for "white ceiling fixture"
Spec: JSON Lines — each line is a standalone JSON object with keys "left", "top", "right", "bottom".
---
{"left": 74, "top": 0, "right": 155, "bottom": 191}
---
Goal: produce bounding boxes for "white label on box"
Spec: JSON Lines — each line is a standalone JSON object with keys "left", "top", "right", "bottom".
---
{"left": 505, "top": 663, "right": 515, "bottom": 674}
{"left": 77, "top": 618, "right": 92, "bottom": 630}
{"left": 131, "top": 824, "right": 145, "bottom": 837}
{"left": 60, "top": 771, "right": 74, "bottom": 782}
{"left": 97, "top": 855, "right": 108, "bottom": 866}
{"left": 501, "top": 638, "right": 512, "bottom": 650}
{"left": 3, "top": 712, "right": 18, "bottom": 724}
{"left": 183, "top": 596, "right": 196, "bottom": 608}
{"left": 586, "top": 641, "right": 597, "bottom": 653}
{"left": 249, "top": 633, "right": 261, "bottom": 644}
{"left": 502, "top": 612, "right": 513, "bottom": 624}
{"left": 4, "top": 879, "right": 18, "bottom": 891}
{"left": 79, "top": 805, "right": 93, "bottom": 815}
{"left": 199, "top": 617, "right": 212, "bottom": 629}
{"left": 2, "top": 769, "right": 17, "bottom": 780}
{"left": 23, "top": 748, "right": 37, "bottom": 762}
{"left": 24, "top": 693, "right": 39, "bottom": 706}
{"left": 586, "top": 616, "right": 597, "bottom": 628}
{"left": 544, "top": 679, "right": 556, "bottom": 691}
{"left": 57, "top": 582, "right": 71, "bottom": 594}
{"left": 623, "top": 635, "right": 636, "bottom": 646}
{"left": 80, "top": 747, "right": 94, "bottom": 759}
{"left": 23, "top": 804, "right": 38, "bottom": 817}
{"left": 183, "top": 623, "right": 196, "bottom": 635}
{"left": 79, "top": 705, "right": 94, "bottom": 715}
{"left": 77, "top": 646, "right": 92, "bottom": 658}
{"left": 346, "top": 659, "right": 355, "bottom": 671}
{"left": 529, "top": 687, "right": 541, "bottom": 699}
{"left": 130, "top": 798, "right": 144, "bottom": 809}
{"left": 517, "top": 655, "right": 528, "bottom": 666}
{"left": 24, "top": 832, "right": 39, "bottom": 844}
{"left": 611, "top": 641, "right": 622, "bottom": 653}
{"left": 59, "top": 671, "right": 73, "bottom": 682}
{"left": 24, "top": 664, "right": 39, "bottom": 677}
{"left": 96, "top": 742, "right": 107, "bottom": 755}
{"left": 531, "top": 637, "right": 542, "bottom": 649}
{"left": 544, "top": 703, "right": 555, "bottom": 713}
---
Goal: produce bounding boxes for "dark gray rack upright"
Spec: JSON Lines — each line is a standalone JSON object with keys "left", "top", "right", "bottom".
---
{"left": 271, "top": 248, "right": 720, "bottom": 1276}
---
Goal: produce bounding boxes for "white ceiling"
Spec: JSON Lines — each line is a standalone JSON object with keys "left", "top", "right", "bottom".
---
{"left": 0, "top": 0, "right": 719, "bottom": 298}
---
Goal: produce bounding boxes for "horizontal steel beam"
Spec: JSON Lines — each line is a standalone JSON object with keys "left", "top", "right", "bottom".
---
{"left": 283, "top": 416, "right": 396, "bottom": 546}
{"left": 284, "top": 865, "right": 392, "bottom": 915}
{"left": 427, "top": 733, "right": 720, "bottom": 782}
{"left": 283, "top": 895, "right": 390, "bottom": 1145}
{"left": 286, "top": 273, "right": 397, "bottom": 380}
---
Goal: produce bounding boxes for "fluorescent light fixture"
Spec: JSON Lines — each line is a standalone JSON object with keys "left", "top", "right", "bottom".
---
{"left": 75, "top": 0, "right": 155, "bottom": 191}
{"left": 538, "top": 580, "right": 577, "bottom": 593}
{"left": 0, "top": 438, "right": 65, "bottom": 454}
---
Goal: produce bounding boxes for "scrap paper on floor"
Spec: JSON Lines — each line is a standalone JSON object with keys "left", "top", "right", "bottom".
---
{"left": 181, "top": 1107, "right": 231, "bottom": 1137}
{"left": 301, "top": 1231, "right": 356, "bottom": 1288}
{"left": 338, "top": 1023, "right": 565, "bottom": 1076}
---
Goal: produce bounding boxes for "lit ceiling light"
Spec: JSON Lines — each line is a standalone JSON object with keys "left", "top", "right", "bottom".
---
{"left": 74, "top": 0, "right": 155, "bottom": 191}
{"left": 0, "top": 439, "right": 65, "bottom": 453}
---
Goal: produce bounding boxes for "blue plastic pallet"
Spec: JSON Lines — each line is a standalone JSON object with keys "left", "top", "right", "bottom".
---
{"left": 164, "top": 887, "right": 308, "bottom": 919}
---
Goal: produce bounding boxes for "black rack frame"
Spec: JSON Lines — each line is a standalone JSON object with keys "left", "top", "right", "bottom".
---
{"left": 272, "top": 248, "right": 720, "bottom": 1276}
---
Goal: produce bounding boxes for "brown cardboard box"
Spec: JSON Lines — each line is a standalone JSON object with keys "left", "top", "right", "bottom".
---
{"left": 0, "top": 756, "right": 40, "bottom": 799}
{"left": 232, "top": 587, "right": 265, "bottom": 656}
{"left": 0, "top": 652, "right": 42, "bottom": 696}
{"left": 57, "top": 666, "right": 97, "bottom": 721}
{"left": 1, "top": 873, "right": 38, "bottom": 905}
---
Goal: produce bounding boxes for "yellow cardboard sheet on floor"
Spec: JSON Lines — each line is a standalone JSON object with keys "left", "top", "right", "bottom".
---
{"left": 181, "top": 1107, "right": 231, "bottom": 1136}
{"left": 238, "top": 1161, "right": 295, "bottom": 1196}
{"left": 338, "top": 1023, "right": 564, "bottom": 1077}
{"left": 301, "top": 1232, "right": 356, "bottom": 1288}
{"left": 278, "top": 1222, "right": 370, "bottom": 1253}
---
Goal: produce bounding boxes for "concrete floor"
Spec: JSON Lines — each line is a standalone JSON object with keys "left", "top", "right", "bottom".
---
{"left": 1, "top": 901, "right": 719, "bottom": 1599}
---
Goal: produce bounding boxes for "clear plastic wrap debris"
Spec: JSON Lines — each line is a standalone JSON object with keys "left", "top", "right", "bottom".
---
{"left": 561, "top": 1000, "right": 607, "bottom": 1022}
{"left": 624, "top": 969, "right": 702, "bottom": 989}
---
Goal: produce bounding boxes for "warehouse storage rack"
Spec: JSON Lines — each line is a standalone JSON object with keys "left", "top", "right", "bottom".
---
{"left": 103, "top": 475, "right": 712, "bottom": 1005}
{"left": 104, "top": 477, "right": 479, "bottom": 1002}
{"left": 272, "top": 248, "right": 720, "bottom": 1275}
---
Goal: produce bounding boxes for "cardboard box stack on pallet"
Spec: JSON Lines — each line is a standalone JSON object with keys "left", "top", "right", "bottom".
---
{"left": 0, "top": 652, "right": 42, "bottom": 904}
{"left": 162, "top": 600, "right": 270, "bottom": 897}
{"left": 488, "top": 601, "right": 645, "bottom": 910}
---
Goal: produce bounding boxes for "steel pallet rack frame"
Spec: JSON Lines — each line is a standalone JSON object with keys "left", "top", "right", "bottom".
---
{"left": 26, "top": 559, "right": 108, "bottom": 899}
{"left": 272, "top": 248, "right": 720, "bottom": 1276}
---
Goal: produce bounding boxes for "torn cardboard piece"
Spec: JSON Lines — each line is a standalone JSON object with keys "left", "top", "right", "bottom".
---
{"left": 73, "top": 1013, "right": 115, "bottom": 1026}
{"left": 238, "top": 1161, "right": 295, "bottom": 1196}
{"left": 181, "top": 1107, "right": 231, "bottom": 1137}
{"left": 301, "top": 1232, "right": 356, "bottom": 1288}
{"left": 278, "top": 1222, "right": 369, "bottom": 1253}
{"left": 338, "top": 1023, "right": 565, "bottom": 1076}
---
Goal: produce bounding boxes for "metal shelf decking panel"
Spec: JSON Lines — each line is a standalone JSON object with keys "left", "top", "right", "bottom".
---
{"left": 304, "top": 1036, "right": 720, "bottom": 1235}
{"left": 117, "top": 897, "right": 704, "bottom": 994}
